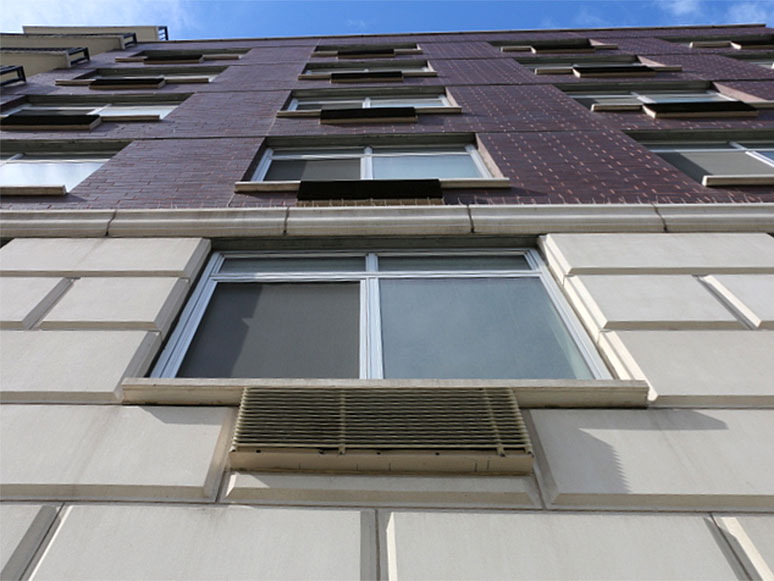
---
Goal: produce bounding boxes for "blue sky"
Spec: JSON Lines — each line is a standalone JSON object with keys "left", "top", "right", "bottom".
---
{"left": 1, "top": 0, "right": 771, "bottom": 39}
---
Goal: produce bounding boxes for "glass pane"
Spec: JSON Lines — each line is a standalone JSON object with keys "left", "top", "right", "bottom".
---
{"left": 178, "top": 282, "right": 359, "bottom": 378}
{"left": 574, "top": 96, "right": 638, "bottom": 107}
{"left": 756, "top": 151, "right": 774, "bottom": 162}
{"left": 657, "top": 151, "right": 774, "bottom": 182}
{"left": 738, "top": 142, "right": 774, "bottom": 150}
{"left": 641, "top": 92, "right": 727, "bottom": 103}
{"left": 379, "top": 278, "right": 592, "bottom": 379}
{"left": 0, "top": 160, "right": 105, "bottom": 191}
{"left": 370, "top": 97, "right": 445, "bottom": 108}
{"left": 100, "top": 105, "right": 177, "bottom": 118}
{"left": 372, "top": 153, "right": 482, "bottom": 179}
{"left": 379, "top": 255, "right": 529, "bottom": 271}
{"left": 164, "top": 73, "right": 218, "bottom": 81}
{"left": 220, "top": 256, "right": 365, "bottom": 273}
{"left": 263, "top": 158, "right": 360, "bottom": 181}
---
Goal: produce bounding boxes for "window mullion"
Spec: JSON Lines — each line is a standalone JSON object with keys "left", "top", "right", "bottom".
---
{"left": 363, "top": 146, "right": 373, "bottom": 179}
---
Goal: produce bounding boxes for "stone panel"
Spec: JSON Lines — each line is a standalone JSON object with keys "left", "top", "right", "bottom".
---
{"left": 0, "top": 278, "right": 70, "bottom": 329}
{"left": 0, "top": 238, "right": 210, "bottom": 278}
{"left": 0, "top": 330, "right": 160, "bottom": 403}
{"left": 0, "top": 405, "right": 233, "bottom": 500}
{"left": 30, "top": 504, "right": 367, "bottom": 580}
{"left": 41, "top": 277, "right": 188, "bottom": 337}
{"left": 384, "top": 510, "right": 743, "bottom": 580}
{"left": 0, "top": 503, "right": 59, "bottom": 581}
{"left": 530, "top": 408, "right": 774, "bottom": 509}
{"left": 706, "top": 274, "right": 774, "bottom": 329}
{"left": 599, "top": 330, "right": 774, "bottom": 405}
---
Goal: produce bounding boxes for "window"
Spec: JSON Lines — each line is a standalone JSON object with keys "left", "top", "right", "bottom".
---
{"left": 646, "top": 142, "right": 774, "bottom": 186}
{"left": 1, "top": 65, "right": 26, "bottom": 86}
{"left": 287, "top": 93, "right": 451, "bottom": 111}
{"left": 314, "top": 43, "right": 421, "bottom": 58}
{"left": 516, "top": 55, "right": 679, "bottom": 77}
{"left": 115, "top": 48, "right": 247, "bottom": 64}
{"left": 493, "top": 38, "right": 617, "bottom": 54}
{"left": 677, "top": 34, "right": 774, "bottom": 49}
{"left": 300, "top": 60, "right": 435, "bottom": 82}
{"left": 252, "top": 144, "right": 490, "bottom": 181}
{"left": 153, "top": 250, "right": 607, "bottom": 380}
{"left": 55, "top": 67, "right": 224, "bottom": 88}
{"left": 1, "top": 102, "right": 179, "bottom": 129}
{"left": 0, "top": 152, "right": 110, "bottom": 195}
{"left": 568, "top": 89, "right": 756, "bottom": 118}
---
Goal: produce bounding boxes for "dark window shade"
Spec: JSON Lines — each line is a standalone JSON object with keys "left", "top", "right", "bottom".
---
{"left": 178, "top": 282, "right": 360, "bottom": 378}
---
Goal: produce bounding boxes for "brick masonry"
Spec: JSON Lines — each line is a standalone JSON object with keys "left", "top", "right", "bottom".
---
{"left": 3, "top": 25, "right": 774, "bottom": 208}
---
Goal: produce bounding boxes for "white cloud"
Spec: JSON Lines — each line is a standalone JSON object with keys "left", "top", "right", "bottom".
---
{"left": 726, "top": 1, "right": 772, "bottom": 24}
{"left": 655, "top": 0, "right": 703, "bottom": 17}
{"left": 0, "top": 0, "right": 196, "bottom": 36}
{"left": 346, "top": 18, "right": 371, "bottom": 30}
{"left": 573, "top": 7, "right": 608, "bottom": 28}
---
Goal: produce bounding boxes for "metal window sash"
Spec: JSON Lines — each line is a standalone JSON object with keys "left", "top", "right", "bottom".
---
{"left": 152, "top": 249, "right": 609, "bottom": 380}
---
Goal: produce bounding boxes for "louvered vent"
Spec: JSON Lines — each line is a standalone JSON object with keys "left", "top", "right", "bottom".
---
{"left": 230, "top": 387, "right": 533, "bottom": 474}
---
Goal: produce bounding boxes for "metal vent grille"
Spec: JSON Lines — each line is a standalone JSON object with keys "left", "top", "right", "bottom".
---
{"left": 230, "top": 387, "right": 533, "bottom": 474}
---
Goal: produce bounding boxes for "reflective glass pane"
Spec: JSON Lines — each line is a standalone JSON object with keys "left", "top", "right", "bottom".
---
{"left": 100, "top": 105, "right": 177, "bottom": 118}
{"left": 379, "top": 277, "right": 592, "bottom": 379}
{"left": 756, "top": 151, "right": 774, "bottom": 162}
{"left": 738, "top": 142, "right": 774, "bottom": 149}
{"left": 640, "top": 92, "right": 727, "bottom": 103}
{"left": 379, "top": 255, "right": 529, "bottom": 271}
{"left": 263, "top": 158, "right": 360, "bottom": 180}
{"left": 372, "top": 154, "right": 482, "bottom": 179}
{"left": 0, "top": 160, "right": 105, "bottom": 191}
{"left": 657, "top": 151, "right": 774, "bottom": 182}
{"left": 370, "top": 97, "right": 446, "bottom": 108}
{"left": 178, "top": 282, "right": 359, "bottom": 378}
{"left": 220, "top": 256, "right": 365, "bottom": 273}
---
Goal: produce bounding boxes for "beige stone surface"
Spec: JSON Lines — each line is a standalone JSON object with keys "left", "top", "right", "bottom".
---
{"left": 0, "top": 210, "right": 114, "bottom": 238}
{"left": 286, "top": 206, "right": 471, "bottom": 236}
{"left": 599, "top": 330, "right": 774, "bottom": 405}
{"left": 40, "top": 277, "right": 188, "bottom": 336}
{"left": 225, "top": 471, "right": 540, "bottom": 508}
{"left": 0, "top": 330, "right": 160, "bottom": 402}
{"left": 0, "top": 278, "right": 70, "bottom": 329}
{"left": 384, "top": 511, "right": 743, "bottom": 580}
{"left": 541, "top": 233, "right": 774, "bottom": 281}
{"left": 530, "top": 408, "right": 774, "bottom": 509}
{"left": 109, "top": 208, "right": 287, "bottom": 237}
{"left": 0, "top": 238, "right": 210, "bottom": 278}
{"left": 0, "top": 405, "right": 233, "bottom": 501}
{"left": 566, "top": 275, "right": 741, "bottom": 337}
{"left": 30, "top": 504, "right": 367, "bottom": 580}
{"left": 706, "top": 274, "right": 774, "bottom": 328}
{"left": 0, "top": 503, "right": 59, "bottom": 581}
{"left": 715, "top": 515, "right": 774, "bottom": 579}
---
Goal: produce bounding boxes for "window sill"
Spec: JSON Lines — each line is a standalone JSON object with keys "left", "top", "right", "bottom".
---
{"left": 234, "top": 177, "right": 511, "bottom": 194}
{"left": 702, "top": 174, "right": 774, "bottom": 186}
{"left": 121, "top": 377, "right": 649, "bottom": 407}
{"left": 0, "top": 185, "right": 67, "bottom": 196}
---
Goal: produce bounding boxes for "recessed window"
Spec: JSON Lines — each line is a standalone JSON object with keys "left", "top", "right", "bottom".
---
{"left": 1, "top": 102, "right": 179, "bottom": 130}
{"left": 255, "top": 145, "right": 489, "bottom": 181}
{"left": 55, "top": 67, "right": 224, "bottom": 88}
{"left": 677, "top": 34, "right": 774, "bottom": 49}
{"left": 1, "top": 65, "right": 26, "bottom": 86}
{"left": 517, "top": 55, "right": 678, "bottom": 77}
{"left": 300, "top": 60, "right": 435, "bottom": 82}
{"left": 153, "top": 250, "right": 606, "bottom": 380}
{"left": 115, "top": 48, "right": 248, "bottom": 64}
{"left": 493, "top": 38, "right": 617, "bottom": 54}
{"left": 0, "top": 152, "right": 110, "bottom": 195}
{"left": 313, "top": 43, "right": 420, "bottom": 58}
{"left": 647, "top": 141, "right": 774, "bottom": 186}
{"left": 568, "top": 89, "right": 757, "bottom": 118}
{"left": 288, "top": 93, "right": 450, "bottom": 111}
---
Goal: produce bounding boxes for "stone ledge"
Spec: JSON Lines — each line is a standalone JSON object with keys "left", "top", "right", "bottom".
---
{"left": 108, "top": 208, "right": 287, "bottom": 238}
{"left": 121, "top": 377, "right": 649, "bottom": 408}
{"left": 0, "top": 210, "right": 115, "bottom": 238}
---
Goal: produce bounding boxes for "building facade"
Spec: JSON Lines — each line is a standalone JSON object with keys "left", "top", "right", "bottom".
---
{"left": 1, "top": 23, "right": 774, "bottom": 580}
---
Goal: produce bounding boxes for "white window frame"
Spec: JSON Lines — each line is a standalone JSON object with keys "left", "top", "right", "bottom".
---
{"left": 569, "top": 90, "right": 735, "bottom": 112}
{"left": 152, "top": 249, "right": 611, "bottom": 380}
{"left": 300, "top": 60, "right": 436, "bottom": 80}
{"left": 251, "top": 144, "right": 492, "bottom": 182}
{"left": 646, "top": 141, "right": 774, "bottom": 186}
{"left": 287, "top": 94, "right": 451, "bottom": 111}
{"left": 0, "top": 152, "right": 110, "bottom": 194}
{"left": 1, "top": 102, "right": 177, "bottom": 121}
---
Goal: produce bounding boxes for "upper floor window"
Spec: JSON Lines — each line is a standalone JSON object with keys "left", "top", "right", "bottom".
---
{"left": 568, "top": 88, "right": 757, "bottom": 118}
{"left": 516, "top": 55, "right": 679, "bottom": 77}
{"left": 1, "top": 101, "right": 180, "bottom": 130}
{"left": 153, "top": 250, "right": 606, "bottom": 380}
{"left": 313, "top": 43, "right": 421, "bottom": 58}
{"left": 55, "top": 67, "right": 224, "bottom": 89}
{"left": 678, "top": 33, "right": 774, "bottom": 49}
{"left": 287, "top": 93, "right": 451, "bottom": 111}
{"left": 1, "top": 65, "right": 26, "bottom": 86}
{"left": 646, "top": 141, "right": 774, "bottom": 186}
{"left": 493, "top": 37, "right": 617, "bottom": 54}
{"left": 300, "top": 60, "right": 435, "bottom": 83}
{"left": 0, "top": 152, "right": 110, "bottom": 195}
{"left": 115, "top": 48, "right": 248, "bottom": 65}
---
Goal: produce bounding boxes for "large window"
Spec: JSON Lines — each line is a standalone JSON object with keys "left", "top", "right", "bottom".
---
{"left": 153, "top": 250, "right": 607, "bottom": 380}
{"left": 252, "top": 145, "right": 490, "bottom": 182}
{"left": 2, "top": 103, "right": 178, "bottom": 121}
{"left": 0, "top": 152, "right": 109, "bottom": 193}
{"left": 568, "top": 89, "right": 756, "bottom": 118}
{"left": 287, "top": 93, "right": 451, "bottom": 111}
{"left": 647, "top": 141, "right": 774, "bottom": 186}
